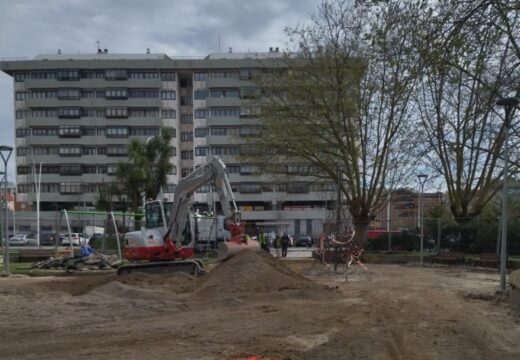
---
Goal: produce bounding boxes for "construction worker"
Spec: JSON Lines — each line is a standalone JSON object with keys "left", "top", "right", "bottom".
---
{"left": 282, "top": 233, "right": 290, "bottom": 258}
{"left": 258, "top": 230, "right": 268, "bottom": 252}
{"left": 275, "top": 234, "right": 282, "bottom": 258}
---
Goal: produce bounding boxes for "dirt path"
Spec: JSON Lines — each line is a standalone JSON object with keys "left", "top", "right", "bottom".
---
{"left": 0, "top": 258, "right": 519, "bottom": 360}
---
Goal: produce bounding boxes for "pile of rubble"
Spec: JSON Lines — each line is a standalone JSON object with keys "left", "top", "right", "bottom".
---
{"left": 32, "top": 253, "right": 121, "bottom": 272}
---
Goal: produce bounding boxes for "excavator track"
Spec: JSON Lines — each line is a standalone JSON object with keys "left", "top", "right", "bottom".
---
{"left": 117, "top": 259, "right": 205, "bottom": 276}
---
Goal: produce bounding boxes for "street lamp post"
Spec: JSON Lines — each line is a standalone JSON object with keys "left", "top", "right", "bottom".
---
{"left": 496, "top": 97, "right": 519, "bottom": 292}
{"left": 1, "top": 146, "right": 13, "bottom": 276}
{"left": 32, "top": 160, "right": 43, "bottom": 247}
{"left": 417, "top": 174, "right": 428, "bottom": 266}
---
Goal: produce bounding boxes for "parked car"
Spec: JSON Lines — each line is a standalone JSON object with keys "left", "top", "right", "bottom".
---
{"left": 40, "top": 233, "right": 59, "bottom": 246}
{"left": 9, "top": 233, "right": 37, "bottom": 246}
{"left": 294, "top": 234, "right": 313, "bottom": 247}
{"left": 60, "top": 233, "right": 89, "bottom": 246}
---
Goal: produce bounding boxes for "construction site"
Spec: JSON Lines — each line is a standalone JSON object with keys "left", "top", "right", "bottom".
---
{"left": 1, "top": 250, "right": 520, "bottom": 360}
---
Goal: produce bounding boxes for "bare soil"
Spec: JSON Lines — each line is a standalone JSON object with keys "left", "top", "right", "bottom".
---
{"left": 0, "top": 251, "right": 519, "bottom": 360}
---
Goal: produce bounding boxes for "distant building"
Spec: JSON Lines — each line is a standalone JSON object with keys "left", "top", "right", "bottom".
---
{"left": 371, "top": 189, "right": 444, "bottom": 231}
{"left": 0, "top": 50, "right": 337, "bottom": 235}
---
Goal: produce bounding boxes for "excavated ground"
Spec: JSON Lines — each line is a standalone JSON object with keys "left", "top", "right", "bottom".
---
{"left": 0, "top": 251, "right": 519, "bottom": 360}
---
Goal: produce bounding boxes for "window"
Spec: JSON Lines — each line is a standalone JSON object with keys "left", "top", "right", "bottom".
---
{"left": 128, "top": 89, "right": 159, "bottom": 98}
{"left": 240, "top": 165, "right": 259, "bottom": 175}
{"left": 180, "top": 78, "right": 192, "bottom": 88}
{"left": 161, "top": 72, "right": 176, "bottom": 81}
{"left": 18, "top": 184, "right": 33, "bottom": 193}
{"left": 209, "top": 71, "right": 239, "bottom": 78}
{"left": 17, "top": 147, "right": 32, "bottom": 156}
{"left": 16, "top": 110, "right": 29, "bottom": 119}
{"left": 240, "top": 86, "right": 260, "bottom": 99}
{"left": 181, "top": 132, "right": 193, "bottom": 142}
{"left": 129, "top": 127, "right": 160, "bottom": 136}
{"left": 239, "top": 183, "right": 262, "bottom": 194}
{"left": 195, "top": 185, "right": 211, "bottom": 193}
{"left": 239, "top": 69, "right": 254, "bottom": 80}
{"left": 60, "top": 183, "right": 82, "bottom": 194}
{"left": 59, "top": 146, "right": 81, "bottom": 157}
{"left": 210, "top": 89, "right": 240, "bottom": 98}
{"left": 211, "top": 127, "right": 238, "bottom": 136}
{"left": 106, "top": 126, "right": 129, "bottom": 138}
{"left": 57, "top": 88, "right": 80, "bottom": 100}
{"left": 160, "top": 91, "right": 176, "bottom": 100}
{"left": 58, "top": 107, "right": 81, "bottom": 118}
{"left": 210, "top": 108, "right": 240, "bottom": 117}
{"left": 31, "top": 90, "right": 57, "bottom": 99}
{"left": 31, "top": 71, "right": 56, "bottom": 79}
{"left": 83, "top": 165, "right": 97, "bottom": 174}
{"left": 194, "top": 127, "right": 209, "bottom": 137}
{"left": 105, "top": 88, "right": 128, "bottom": 99}
{"left": 80, "top": 70, "right": 103, "bottom": 79}
{"left": 106, "top": 107, "right": 128, "bottom": 118}
{"left": 107, "top": 165, "right": 118, "bottom": 175}
{"left": 42, "top": 165, "right": 60, "bottom": 174}
{"left": 15, "top": 72, "right": 31, "bottom": 82}
{"left": 194, "top": 90, "right": 208, "bottom": 100}
{"left": 162, "top": 127, "right": 176, "bottom": 138}
{"left": 240, "top": 126, "right": 261, "bottom": 137}
{"left": 194, "top": 109, "right": 207, "bottom": 119}
{"left": 59, "top": 164, "right": 83, "bottom": 176}
{"left": 82, "top": 147, "right": 96, "bottom": 155}
{"left": 195, "top": 147, "right": 209, "bottom": 156}
{"left": 106, "top": 145, "right": 127, "bottom": 156}
{"left": 59, "top": 126, "right": 81, "bottom": 137}
{"left": 163, "top": 184, "right": 177, "bottom": 193}
{"left": 161, "top": 109, "right": 176, "bottom": 118}
{"left": 180, "top": 96, "right": 193, "bottom": 105}
{"left": 98, "top": 165, "right": 107, "bottom": 173}
{"left": 169, "top": 166, "right": 177, "bottom": 175}
{"left": 181, "top": 114, "right": 193, "bottom": 123}
{"left": 169, "top": 146, "right": 177, "bottom": 156}
{"left": 128, "top": 108, "right": 159, "bottom": 117}
{"left": 227, "top": 165, "right": 240, "bottom": 174}
{"left": 32, "top": 109, "right": 57, "bottom": 117}
{"left": 81, "top": 108, "right": 100, "bottom": 117}
{"left": 15, "top": 91, "right": 30, "bottom": 100}
{"left": 128, "top": 71, "right": 159, "bottom": 79}
{"left": 16, "top": 128, "right": 31, "bottom": 137}
{"left": 194, "top": 72, "right": 208, "bottom": 81}
{"left": 33, "top": 146, "right": 59, "bottom": 155}
{"left": 81, "top": 90, "right": 95, "bottom": 98}
{"left": 81, "top": 127, "right": 96, "bottom": 136}
{"left": 57, "top": 70, "right": 79, "bottom": 81}
{"left": 287, "top": 182, "right": 309, "bottom": 194}
{"left": 17, "top": 165, "right": 32, "bottom": 175}
{"left": 211, "top": 146, "right": 239, "bottom": 155}
{"left": 181, "top": 168, "right": 192, "bottom": 177}
{"left": 105, "top": 69, "right": 128, "bottom": 80}
{"left": 181, "top": 150, "right": 193, "bottom": 159}
{"left": 32, "top": 127, "right": 58, "bottom": 136}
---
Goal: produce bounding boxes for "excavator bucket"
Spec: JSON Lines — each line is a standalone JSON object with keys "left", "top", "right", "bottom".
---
{"left": 217, "top": 239, "right": 261, "bottom": 261}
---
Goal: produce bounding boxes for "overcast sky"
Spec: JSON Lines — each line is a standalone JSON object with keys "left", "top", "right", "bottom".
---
{"left": 0, "top": 0, "right": 317, "bottom": 178}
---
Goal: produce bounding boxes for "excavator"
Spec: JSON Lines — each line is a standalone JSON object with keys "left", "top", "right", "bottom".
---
{"left": 117, "top": 156, "right": 260, "bottom": 275}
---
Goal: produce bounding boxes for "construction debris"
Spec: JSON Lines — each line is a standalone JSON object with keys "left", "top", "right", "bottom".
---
{"left": 32, "top": 253, "right": 121, "bottom": 272}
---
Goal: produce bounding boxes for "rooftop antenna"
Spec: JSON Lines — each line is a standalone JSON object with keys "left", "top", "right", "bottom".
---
{"left": 57, "top": 49, "right": 61, "bottom": 55}
{"left": 218, "top": 35, "right": 221, "bottom": 54}
{"left": 96, "top": 40, "right": 101, "bottom": 54}
{"left": 146, "top": 48, "right": 150, "bottom": 54}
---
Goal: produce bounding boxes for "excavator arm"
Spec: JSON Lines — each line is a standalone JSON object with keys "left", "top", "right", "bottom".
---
{"left": 164, "top": 156, "right": 240, "bottom": 248}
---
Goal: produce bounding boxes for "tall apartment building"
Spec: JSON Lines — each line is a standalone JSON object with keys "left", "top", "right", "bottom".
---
{"left": 0, "top": 51, "right": 336, "bottom": 236}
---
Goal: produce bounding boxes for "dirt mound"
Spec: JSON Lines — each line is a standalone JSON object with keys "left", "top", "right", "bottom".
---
{"left": 195, "top": 250, "right": 320, "bottom": 297}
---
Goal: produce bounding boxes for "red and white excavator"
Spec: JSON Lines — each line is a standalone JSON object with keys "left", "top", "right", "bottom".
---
{"left": 117, "top": 156, "right": 260, "bottom": 275}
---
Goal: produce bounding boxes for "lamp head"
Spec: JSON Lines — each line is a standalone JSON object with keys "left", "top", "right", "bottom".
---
{"left": 0, "top": 146, "right": 13, "bottom": 152}
{"left": 496, "top": 97, "right": 519, "bottom": 108}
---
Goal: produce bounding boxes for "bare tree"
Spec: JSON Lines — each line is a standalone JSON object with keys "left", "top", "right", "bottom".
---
{"left": 415, "top": 0, "right": 520, "bottom": 223}
{"left": 255, "top": 0, "right": 421, "bottom": 245}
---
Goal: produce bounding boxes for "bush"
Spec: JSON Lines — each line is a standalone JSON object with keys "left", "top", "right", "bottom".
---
{"left": 366, "top": 231, "right": 420, "bottom": 251}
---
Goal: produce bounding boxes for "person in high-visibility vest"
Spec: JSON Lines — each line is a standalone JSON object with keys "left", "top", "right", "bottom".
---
{"left": 258, "top": 230, "right": 268, "bottom": 252}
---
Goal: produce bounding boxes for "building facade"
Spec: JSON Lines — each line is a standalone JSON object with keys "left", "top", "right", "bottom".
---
{"left": 0, "top": 51, "right": 336, "bottom": 236}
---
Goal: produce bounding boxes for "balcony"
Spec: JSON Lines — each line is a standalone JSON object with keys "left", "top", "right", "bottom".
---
{"left": 206, "top": 97, "right": 242, "bottom": 108}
